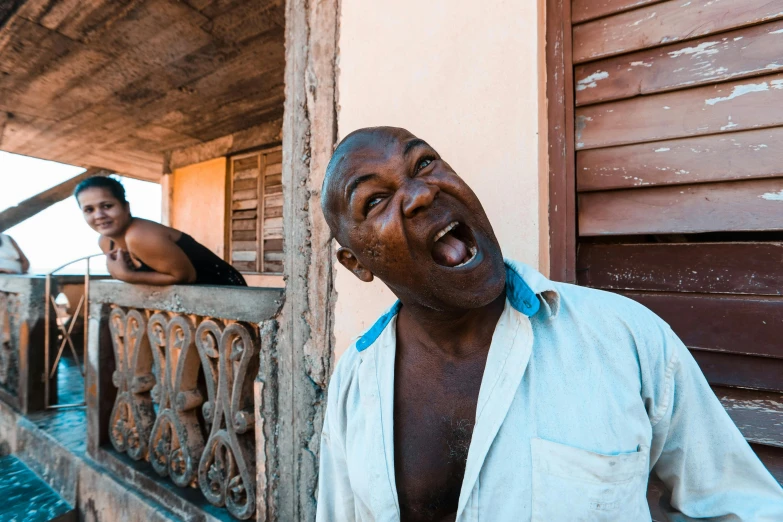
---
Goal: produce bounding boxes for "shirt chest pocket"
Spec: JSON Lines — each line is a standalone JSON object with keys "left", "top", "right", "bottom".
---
{"left": 531, "top": 438, "right": 650, "bottom": 522}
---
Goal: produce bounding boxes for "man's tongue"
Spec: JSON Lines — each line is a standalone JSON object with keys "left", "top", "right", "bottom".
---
{"left": 432, "top": 232, "right": 469, "bottom": 267}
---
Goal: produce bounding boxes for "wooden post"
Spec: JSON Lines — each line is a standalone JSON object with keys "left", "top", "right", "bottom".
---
{"left": 0, "top": 167, "right": 112, "bottom": 232}
{"left": 278, "top": 0, "right": 339, "bottom": 519}
{"left": 160, "top": 174, "right": 173, "bottom": 227}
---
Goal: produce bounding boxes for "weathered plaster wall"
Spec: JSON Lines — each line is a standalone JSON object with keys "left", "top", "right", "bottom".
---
{"left": 170, "top": 157, "right": 227, "bottom": 258}
{"left": 334, "top": 0, "right": 549, "bottom": 356}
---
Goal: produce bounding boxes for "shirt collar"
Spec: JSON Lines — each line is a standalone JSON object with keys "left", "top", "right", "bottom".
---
{"left": 355, "top": 259, "right": 560, "bottom": 352}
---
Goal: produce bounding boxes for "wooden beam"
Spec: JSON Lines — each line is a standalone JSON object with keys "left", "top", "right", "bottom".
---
{"left": 0, "top": 167, "right": 111, "bottom": 232}
{"left": 168, "top": 118, "right": 283, "bottom": 171}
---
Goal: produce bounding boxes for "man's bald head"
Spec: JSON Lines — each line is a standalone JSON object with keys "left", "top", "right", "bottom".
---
{"left": 318, "top": 125, "right": 506, "bottom": 312}
{"left": 321, "top": 126, "right": 418, "bottom": 240}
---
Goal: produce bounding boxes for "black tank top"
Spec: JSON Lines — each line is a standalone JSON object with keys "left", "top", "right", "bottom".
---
{"left": 109, "top": 233, "right": 247, "bottom": 286}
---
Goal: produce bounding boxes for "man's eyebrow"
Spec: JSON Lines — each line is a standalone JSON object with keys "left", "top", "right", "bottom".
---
{"left": 403, "top": 138, "right": 430, "bottom": 157}
{"left": 345, "top": 173, "right": 378, "bottom": 202}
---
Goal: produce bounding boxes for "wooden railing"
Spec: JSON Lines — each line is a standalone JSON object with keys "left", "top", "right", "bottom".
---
{"left": 86, "top": 281, "right": 283, "bottom": 521}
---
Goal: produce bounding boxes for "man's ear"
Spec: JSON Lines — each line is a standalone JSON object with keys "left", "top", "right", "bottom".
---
{"left": 336, "top": 247, "right": 374, "bottom": 282}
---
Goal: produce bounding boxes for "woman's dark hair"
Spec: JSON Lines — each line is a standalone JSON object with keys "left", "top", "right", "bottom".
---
{"left": 73, "top": 176, "right": 128, "bottom": 206}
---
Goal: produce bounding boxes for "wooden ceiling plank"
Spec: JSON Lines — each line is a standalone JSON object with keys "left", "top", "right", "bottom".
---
{"left": 204, "top": 0, "right": 284, "bottom": 44}
{"left": 0, "top": 0, "right": 284, "bottom": 172}
{"left": 0, "top": 17, "right": 76, "bottom": 93}
{"left": 573, "top": 0, "right": 783, "bottom": 64}
{"left": 53, "top": 0, "right": 144, "bottom": 44}
{"left": 576, "top": 73, "right": 783, "bottom": 150}
{"left": 179, "top": 95, "right": 284, "bottom": 143}
{"left": 577, "top": 127, "right": 783, "bottom": 191}
{"left": 183, "top": 0, "right": 215, "bottom": 12}
{"left": 133, "top": 31, "right": 284, "bottom": 129}
{"left": 13, "top": 48, "right": 112, "bottom": 119}
{"left": 576, "top": 19, "right": 783, "bottom": 106}
{"left": 97, "top": 0, "right": 208, "bottom": 56}
{"left": 578, "top": 177, "right": 783, "bottom": 236}
{"left": 37, "top": 0, "right": 86, "bottom": 32}
{"left": 169, "top": 118, "right": 282, "bottom": 169}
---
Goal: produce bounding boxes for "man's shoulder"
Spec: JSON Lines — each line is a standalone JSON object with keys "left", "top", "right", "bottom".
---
{"left": 505, "top": 258, "right": 663, "bottom": 329}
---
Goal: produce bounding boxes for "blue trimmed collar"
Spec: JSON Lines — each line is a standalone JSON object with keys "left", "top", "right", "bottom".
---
{"left": 355, "top": 260, "right": 559, "bottom": 352}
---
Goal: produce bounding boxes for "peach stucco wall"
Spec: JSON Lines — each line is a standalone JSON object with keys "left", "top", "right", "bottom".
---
{"left": 171, "top": 157, "right": 227, "bottom": 259}
{"left": 333, "top": 0, "right": 549, "bottom": 357}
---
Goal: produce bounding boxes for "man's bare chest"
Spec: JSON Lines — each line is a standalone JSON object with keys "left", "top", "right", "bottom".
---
{"left": 393, "top": 354, "right": 485, "bottom": 521}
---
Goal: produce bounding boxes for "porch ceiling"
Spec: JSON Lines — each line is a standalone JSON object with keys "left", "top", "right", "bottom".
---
{"left": 0, "top": 0, "right": 285, "bottom": 182}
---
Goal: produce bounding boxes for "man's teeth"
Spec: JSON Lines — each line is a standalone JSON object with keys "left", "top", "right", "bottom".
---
{"left": 455, "top": 246, "right": 478, "bottom": 268}
{"left": 434, "top": 221, "right": 459, "bottom": 242}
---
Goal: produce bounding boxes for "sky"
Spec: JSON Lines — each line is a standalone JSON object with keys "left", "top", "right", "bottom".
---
{"left": 0, "top": 151, "right": 161, "bottom": 274}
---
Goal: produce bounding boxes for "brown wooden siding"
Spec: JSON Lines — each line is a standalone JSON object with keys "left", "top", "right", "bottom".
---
{"left": 569, "top": 0, "right": 783, "bottom": 501}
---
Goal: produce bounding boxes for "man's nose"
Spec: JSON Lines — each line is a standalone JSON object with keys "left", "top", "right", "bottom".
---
{"left": 402, "top": 180, "right": 439, "bottom": 218}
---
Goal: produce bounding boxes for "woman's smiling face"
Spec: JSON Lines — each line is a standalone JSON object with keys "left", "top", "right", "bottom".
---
{"left": 77, "top": 187, "right": 131, "bottom": 237}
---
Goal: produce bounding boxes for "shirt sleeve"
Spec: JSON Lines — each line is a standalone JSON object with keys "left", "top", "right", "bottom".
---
{"left": 648, "top": 328, "right": 783, "bottom": 520}
{"left": 316, "top": 383, "right": 356, "bottom": 521}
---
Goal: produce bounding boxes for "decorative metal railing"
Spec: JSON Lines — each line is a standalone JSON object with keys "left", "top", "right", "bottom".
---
{"left": 87, "top": 281, "right": 282, "bottom": 521}
{"left": 0, "top": 289, "right": 21, "bottom": 399}
{"left": 0, "top": 275, "right": 51, "bottom": 413}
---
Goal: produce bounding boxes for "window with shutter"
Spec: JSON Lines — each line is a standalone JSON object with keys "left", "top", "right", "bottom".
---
{"left": 227, "top": 146, "right": 284, "bottom": 274}
{"left": 549, "top": 0, "right": 783, "bottom": 504}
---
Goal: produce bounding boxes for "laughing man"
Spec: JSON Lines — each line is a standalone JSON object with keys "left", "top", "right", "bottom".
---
{"left": 316, "top": 127, "right": 783, "bottom": 522}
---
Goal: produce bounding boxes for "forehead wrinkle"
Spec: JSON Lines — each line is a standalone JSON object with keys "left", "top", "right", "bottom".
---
{"left": 321, "top": 126, "right": 419, "bottom": 235}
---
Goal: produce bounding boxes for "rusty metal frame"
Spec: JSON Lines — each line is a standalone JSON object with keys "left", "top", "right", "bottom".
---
{"left": 44, "top": 253, "right": 104, "bottom": 409}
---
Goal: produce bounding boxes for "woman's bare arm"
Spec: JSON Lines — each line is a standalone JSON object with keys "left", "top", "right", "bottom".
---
{"left": 107, "top": 223, "right": 196, "bottom": 286}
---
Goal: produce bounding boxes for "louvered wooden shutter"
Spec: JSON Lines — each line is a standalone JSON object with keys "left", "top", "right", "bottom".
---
{"left": 569, "top": 0, "right": 783, "bottom": 496}
{"left": 228, "top": 146, "right": 283, "bottom": 274}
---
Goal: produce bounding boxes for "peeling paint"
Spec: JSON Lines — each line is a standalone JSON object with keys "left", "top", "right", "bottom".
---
{"left": 631, "top": 12, "right": 657, "bottom": 27}
{"left": 720, "top": 116, "right": 738, "bottom": 131}
{"left": 630, "top": 61, "right": 652, "bottom": 67}
{"left": 654, "top": 147, "right": 670, "bottom": 152}
{"left": 705, "top": 82, "right": 769, "bottom": 105}
{"left": 772, "top": 79, "right": 783, "bottom": 90}
{"left": 761, "top": 190, "right": 783, "bottom": 201}
{"left": 770, "top": 28, "right": 783, "bottom": 35}
{"left": 576, "top": 71, "right": 609, "bottom": 91}
{"left": 668, "top": 41, "right": 719, "bottom": 58}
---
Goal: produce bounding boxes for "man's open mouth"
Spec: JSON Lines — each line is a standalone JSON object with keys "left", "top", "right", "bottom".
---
{"left": 431, "top": 221, "right": 478, "bottom": 268}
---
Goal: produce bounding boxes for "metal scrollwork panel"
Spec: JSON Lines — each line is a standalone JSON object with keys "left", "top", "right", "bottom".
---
{"left": 108, "top": 307, "right": 156, "bottom": 460}
{"left": 196, "top": 320, "right": 259, "bottom": 520}
{"left": 147, "top": 313, "right": 205, "bottom": 487}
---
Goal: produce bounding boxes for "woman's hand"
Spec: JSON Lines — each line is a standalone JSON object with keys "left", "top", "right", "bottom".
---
{"left": 106, "top": 248, "right": 134, "bottom": 280}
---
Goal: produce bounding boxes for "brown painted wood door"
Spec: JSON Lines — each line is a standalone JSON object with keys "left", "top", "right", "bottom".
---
{"left": 564, "top": 0, "right": 783, "bottom": 509}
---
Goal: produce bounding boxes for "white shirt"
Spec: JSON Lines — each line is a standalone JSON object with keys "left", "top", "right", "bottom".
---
{"left": 317, "top": 260, "right": 783, "bottom": 521}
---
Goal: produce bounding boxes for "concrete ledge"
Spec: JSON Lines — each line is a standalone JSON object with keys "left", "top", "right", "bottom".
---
{"left": 90, "top": 280, "right": 284, "bottom": 323}
{"left": 0, "top": 400, "right": 186, "bottom": 521}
